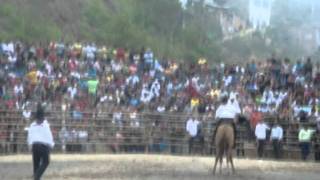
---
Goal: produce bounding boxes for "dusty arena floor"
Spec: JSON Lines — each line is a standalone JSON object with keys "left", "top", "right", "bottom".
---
{"left": 0, "top": 154, "right": 319, "bottom": 180}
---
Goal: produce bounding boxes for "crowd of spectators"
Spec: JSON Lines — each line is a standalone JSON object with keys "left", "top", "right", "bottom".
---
{"left": 0, "top": 41, "right": 320, "bottom": 122}
{"left": 0, "top": 41, "right": 320, "bottom": 155}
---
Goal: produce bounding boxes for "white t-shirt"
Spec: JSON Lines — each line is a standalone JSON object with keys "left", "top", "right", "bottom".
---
{"left": 14, "top": 84, "right": 24, "bottom": 95}
{"left": 27, "top": 120, "right": 54, "bottom": 148}
{"left": 140, "top": 86, "right": 153, "bottom": 103}
{"left": 126, "top": 75, "right": 140, "bottom": 86}
{"left": 113, "top": 112, "right": 122, "bottom": 123}
{"left": 67, "top": 86, "right": 77, "bottom": 99}
{"left": 186, "top": 118, "right": 199, "bottom": 137}
{"left": 255, "top": 122, "right": 270, "bottom": 140}
{"left": 270, "top": 126, "right": 283, "bottom": 140}
{"left": 22, "top": 110, "right": 32, "bottom": 119}
{"left": 157, "top": 106, "right": 166, "bottom": 113}
{"left": 8, "top": 54, "right": 17, "bottom": 63}
{"left": 7, "top": 42, "right": 15, "bottom": 54}
{"left": 215, "top": 102, "right": 240, "bottom": 119}
{"left": 151, "top": 80, "right": 160, "bottom": 97}
{"left": 223, "top": 75, "right": 232, "bottom": 87}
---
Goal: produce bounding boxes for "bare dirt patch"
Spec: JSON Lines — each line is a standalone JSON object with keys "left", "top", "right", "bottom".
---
{"left": 0, "top": 154, "right": 319, "bottom": 180}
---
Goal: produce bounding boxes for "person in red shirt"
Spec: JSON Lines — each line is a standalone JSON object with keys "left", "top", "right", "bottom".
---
{"left": 116, "top": 48, "right": 125, "bottom": 61}
{"left": 250, "top": 109, "right": 263, "bottom": 132}
{"left": 36, "top": 43, "right": 44, "bottom": 60}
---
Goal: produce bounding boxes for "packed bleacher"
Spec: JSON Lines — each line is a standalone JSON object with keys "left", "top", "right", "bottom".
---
{"left": 0, "top": 41, "right": 319, "bottom": 159}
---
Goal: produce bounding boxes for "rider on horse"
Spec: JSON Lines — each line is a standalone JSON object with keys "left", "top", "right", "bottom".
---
{"left": 214, "top": 95, "right": 241, "bottom": 148}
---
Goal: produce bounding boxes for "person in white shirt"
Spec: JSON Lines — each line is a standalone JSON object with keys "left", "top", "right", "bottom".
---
{"left": 186, "top": 116, "right": 200, "bottom": 154}
{"left": 14, "top": 83, "right": 24, "bottom": 96}
{"left": 261, "top": 88, "right": 274, "bottom": 105}
{"left": 112, "top": 107, "right": 123, "bottom": 129}
{"left": 27, "top": 104, "right": 54, "bottom": 180}
{"left": 151, "top": 79, "right": 160, "bottom": 97}
{"left": 126, "top": 74, "right": 140, "bottom": 86}
{"left": 140, "top": 84, "right": 153, "bottom": 104}
{"left": 255, "top": 120, "right": 270, "bottom": 158}
{"left": 67, "top": 83, "right": 77, "bottom": 100}
{"left": 270, "top": 122, "right": 283, "bottom": 159}
{"left": 22, "top": 107, "right": 32, "bottom": 122}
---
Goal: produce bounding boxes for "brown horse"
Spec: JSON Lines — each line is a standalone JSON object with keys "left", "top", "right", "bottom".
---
{"left": 213, "top": 123, "right": 235, "bottom": 174}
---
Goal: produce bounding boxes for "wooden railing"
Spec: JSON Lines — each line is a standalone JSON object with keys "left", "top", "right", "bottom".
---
{"left": 0, "top": 109, "right": 319, "bottom": 161}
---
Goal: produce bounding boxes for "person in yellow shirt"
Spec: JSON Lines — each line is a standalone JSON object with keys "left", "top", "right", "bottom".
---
{"left": 198, "top": 58, "right": 207, "bottom": 65}
{"left": 190, "top": 97, "right": 200, "bottom": 110}
{"left": 299, "top": 124, "right": 316, "bottom": 160}
{"left": 98, "top": 46, "right": 108, "bottom": 60}
{"left": 26, "top": 69, "right": 38, "bottom": 86}
{"left": 73, "top": 42, "right": 82, "bottom": 58}
{"left": 209, "top": 88, "right": 220, "bottom": 98}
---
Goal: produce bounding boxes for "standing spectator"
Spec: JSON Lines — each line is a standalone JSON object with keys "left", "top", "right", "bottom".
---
{"left": 87, "top": 78, "right": 99, "bottom": 105}
{"left": 27, "top": 104, "right": 54, "bottom": 180}
{"left": 87, "top": 78, "right": 99, "bottom": 95}
{"left": 249, "top": 108, "right": 262, "bottom": 139}
{"left": 144, "top": 48, "right": 154, "bottom": 70}
{"left": 255, "top": 119, "right": 270, "bottom": 158}
{"left": 112, "top": 106, "right": 123, "bottom": 129}
{"left": 298, "top": 124, "right": 316, "bottom": 160}
{"left": 186, "top": 115, "right": 199, "bottom": 154}
{"left": 316, "top": 115, "right": 320, "bottom": 132}
{"left": 67, "top": 83, "right": 78, "bottom": 100}
{"left": 303, "top": 57, "right": 313, "bottom": 82}
{"left": 22, "top": 106, "right": 32, "bottom": 122}
{"left": 270, "top": 121, "right": 283, "bottom": 159}
{"left": 0, "top": 125, "right": 8, "bottom": 153}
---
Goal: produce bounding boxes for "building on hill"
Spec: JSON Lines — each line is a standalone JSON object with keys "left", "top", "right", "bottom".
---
{"left": 179, "top": 0, "right": 226, "bottom": 9}
{"left": 249, "top": 0, "right": 274, "bottom": 30}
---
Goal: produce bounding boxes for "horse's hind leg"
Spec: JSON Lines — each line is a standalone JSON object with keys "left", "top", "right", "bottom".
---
{"left": 226, "top": 151, "right": 230, "bottom": 174}
{"left": 213, "top": 147, "right": 223, "bottom": 175}
{"left": 228, "top": 149, "right": 235, "bottom": 174}
{"left": 230, "top": 155, "right": 235, "bottom": 174}
{"left": 219, "top": 151, "right": 223, "bottom": 174}
{"left": 213, "top": 155, "right": 219, "bottom": 175}
{"left": 213, "top": 149, "right": 223, "bottom": 175}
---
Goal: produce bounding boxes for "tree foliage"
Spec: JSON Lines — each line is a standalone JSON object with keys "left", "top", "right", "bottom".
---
{"left": 0, "top": 0, "right": 317, "bottom": 62}
{"left": 0, "top": 0, "right": 225, "bottom": 62}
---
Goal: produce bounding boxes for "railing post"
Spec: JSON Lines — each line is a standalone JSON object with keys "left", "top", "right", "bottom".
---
{"left": 61, "top": 103, "right": 67, "bottom": 153}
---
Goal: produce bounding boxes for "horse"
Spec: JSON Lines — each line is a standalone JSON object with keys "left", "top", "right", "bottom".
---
{"left": 213, "top": 122, "right": 235, "bottom": 175}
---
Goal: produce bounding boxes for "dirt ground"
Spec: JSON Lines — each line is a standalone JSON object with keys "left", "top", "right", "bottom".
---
{"left": 0, "top": 154, "right": 319, "bottom": 180}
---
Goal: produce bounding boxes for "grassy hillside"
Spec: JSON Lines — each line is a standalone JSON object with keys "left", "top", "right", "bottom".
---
{"left": 0, "top": 0, "right": 317, "bottom": 62}
{"left": 0, "top": 0, "right": 195, "bottom": 60}
{"left": 0, "top": 0, "right": 227, "bottom": 61}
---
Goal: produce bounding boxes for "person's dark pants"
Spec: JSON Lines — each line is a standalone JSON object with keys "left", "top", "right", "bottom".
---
{"left": 189, "top": 136, "right": 196, "bottom": 154}
{"left": 300, "top": 142, "right": 310, "bottom": 161}
{"left": 315, "top": 150, "right": 320, "bottom": 161}
{"left": 257, "top": 139, "right": 265, "bottom": 158}
{"left": 32, "top": 143, "right": 50, "bottom": 180}
{"left": 315, "top": 144, "right": 320, "bottom": 161}
{"left": 272, "top": 139, "right": 281, "bottom": 159}
{"left": 237, "top": 142, "right": 245, "bottom": 157}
